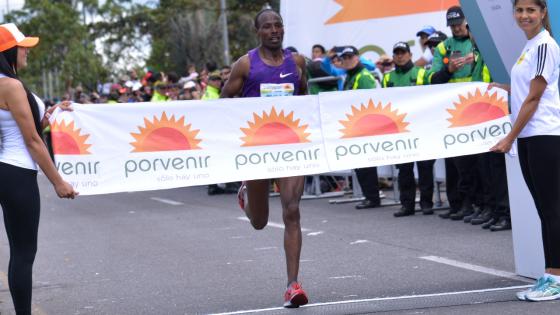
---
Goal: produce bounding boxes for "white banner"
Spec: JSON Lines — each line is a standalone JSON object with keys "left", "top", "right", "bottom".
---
{"left": 52, "top": 83, "right": 510, "bottom": 195}
{"left": 281, "top": 0, "right": 458, "bottom": 61}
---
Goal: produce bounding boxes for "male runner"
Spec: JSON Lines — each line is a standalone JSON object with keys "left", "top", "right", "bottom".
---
{"left": 220, "top": 9, "right": 309, "bottom": 308}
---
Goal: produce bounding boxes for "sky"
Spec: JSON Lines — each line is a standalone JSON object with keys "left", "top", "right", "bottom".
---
{"left": 0, "top": 0, "right": 24, "bottom": 17}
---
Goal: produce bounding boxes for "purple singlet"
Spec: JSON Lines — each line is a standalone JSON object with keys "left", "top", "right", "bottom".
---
{"left": 241, "top": 48, "right": 301, "bottom": 97}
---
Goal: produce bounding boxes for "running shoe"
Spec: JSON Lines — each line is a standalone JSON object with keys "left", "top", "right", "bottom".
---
{"left": 516, "top": 276, "right": 549, "bottom": 301}
{"left": 525, "top": 277, "right": 560, "bottom": 301}
{"left": 237, "top": 181, "right": 247, "bottom": 210}
{"left": 283, "top": 282, "right": 308, "bottom": 308}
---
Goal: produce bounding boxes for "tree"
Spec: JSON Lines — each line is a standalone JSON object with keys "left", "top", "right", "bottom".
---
{"left": 8, "top": 0, "right": 108, "bottom": 98}
{"left": 6, "top": 0, "right": 282, "bottom": 97}
{"left": 146, "top": 0, "right": 280, "bottom": 74}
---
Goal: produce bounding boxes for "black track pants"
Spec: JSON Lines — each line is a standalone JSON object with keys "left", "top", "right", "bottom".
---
{"left": 518, "top": 136, "right": 560, "bottom": 268}
{"left": 0, "top": 162, "right": 40, "bottom": 315}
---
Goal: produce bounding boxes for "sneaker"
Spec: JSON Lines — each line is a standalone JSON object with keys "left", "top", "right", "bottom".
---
{"left": 516, "top": 276, "right": 549, "bottom": 301}
{"left": 526, "top": 277, "right": 560, "bottom": 301}
{"left": 283, "top": 282, "right": 308, "bottom": 308}
{"left": 237, "top": 181, "right": 247, "bottom": 210}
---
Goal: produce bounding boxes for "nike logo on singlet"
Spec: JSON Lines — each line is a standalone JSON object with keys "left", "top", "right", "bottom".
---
{"left": 279, "top": 72, "right": 293, "bottom": 78}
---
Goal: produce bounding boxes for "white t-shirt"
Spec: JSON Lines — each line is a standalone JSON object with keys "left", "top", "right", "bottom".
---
{"left": 511, "top": 29, "right": 560, "bottom": 138}
{"left": 0, "top": 77, "right": 45, "bottom": 170}
{"left": 421, "top": 47, "right": 433, "bottom": 64}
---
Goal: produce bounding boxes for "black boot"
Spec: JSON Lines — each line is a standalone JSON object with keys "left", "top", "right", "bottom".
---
{"left": 207, "top": 185, "right": 225, "bottom": 195}
{"left": 482, "top": 217, "right": 499, "bottom": 229}
{"left": 394, "top": 206, "right": 415, "bottom": 217}
{"left": 439, "top": 209, "right": 457, "bottom": 219}
{"left": 490, "top": 217, "right": 512, "bottom": 232}
{"left": 355, "top": 199, "right": 380, "bottom": 210}
{"left": 450, "top": 201, "right": 474, "bottom": 221}
{"left": 471, "top": 208, "right": 494, "bottom": 225}
{"left": 463, "top": 207, "right": 482, "bottom": 223}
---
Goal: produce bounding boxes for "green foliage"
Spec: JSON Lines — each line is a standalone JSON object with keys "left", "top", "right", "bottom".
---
{"left": 146, "top": 0, "right": 280, "bottom": 74}
{"left": 7, "top": 0, "right": 107, "bottom": 96}
{"left": 5, "top": 0, "right": 282, "bottom": 96}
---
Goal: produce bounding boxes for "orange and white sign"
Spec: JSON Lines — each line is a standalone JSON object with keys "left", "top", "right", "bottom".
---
{"left": 320, "top": 82, "right": 510, "bottom": 171}
{"left": 51, "top": 82, "right": 509, "bottom": 195}
{"left": 281, "top": 0, "right": 457, "bottom": 60}
{"left": 51, "top": 95, "right": 328, "bottom": 195}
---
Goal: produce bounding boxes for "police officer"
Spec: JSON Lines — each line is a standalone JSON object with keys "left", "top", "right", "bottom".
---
{"left": 339, "top": 46, "right": 382, "bottom": 209}
{"left": 383, "top": 42, "right": 435, "bottom": 217}
{"left": 430, "top": 6, "right": 510, "bottom": 230}
{"left": 431, "top": 6, "right": 491, "bottom": 220}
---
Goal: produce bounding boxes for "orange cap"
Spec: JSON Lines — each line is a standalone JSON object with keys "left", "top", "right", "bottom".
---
{"left": 0, "top": 23, "right": 39, "bottom": 52}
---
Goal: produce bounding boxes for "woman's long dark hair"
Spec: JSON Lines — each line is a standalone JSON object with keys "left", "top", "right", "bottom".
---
{"left": 0, "top": 46, "right": 42, "bottom": 135}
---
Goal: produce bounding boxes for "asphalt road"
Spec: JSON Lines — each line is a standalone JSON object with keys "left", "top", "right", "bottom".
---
{"left": 0, "top": 175, "right": 558, "bottom": 314}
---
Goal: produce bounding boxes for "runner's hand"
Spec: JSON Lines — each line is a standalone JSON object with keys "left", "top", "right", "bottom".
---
{"left": 55, "top": 181, "right": 79, "bottom": 199}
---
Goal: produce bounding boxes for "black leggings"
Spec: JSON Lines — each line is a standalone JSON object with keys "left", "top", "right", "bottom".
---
{"left": 0, "top": 162, "right": 40, "bottom": 315}
{"left": 518, "top": 136, "right": 560, "bottom": 269}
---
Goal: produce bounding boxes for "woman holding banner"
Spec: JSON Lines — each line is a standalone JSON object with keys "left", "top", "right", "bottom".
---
{"left": 490, "top": 0, "right": 560, "bottom": 302}
{"left": 0, "top": 23, "right": 77, "bottom": 314}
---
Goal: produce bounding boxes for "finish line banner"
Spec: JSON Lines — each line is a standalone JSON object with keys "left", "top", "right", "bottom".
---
{"left": 51, "top": 82, "right": 510, "bottom": 195}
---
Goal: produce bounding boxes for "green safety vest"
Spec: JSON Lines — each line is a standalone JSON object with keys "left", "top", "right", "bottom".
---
{"left": 344, "top": 67, "right": 376, "bottom": 90}
{"left": 432, "top": 37, "right": 492, "bottom": 83}
{"left": 383, "top": 66, "right": 427, "bottom": 88}
{"left": 202, "top": 85, "right": 220, "bottom": 101}
{"left": 151, "top": 91, "right": 168, "bottom": 102}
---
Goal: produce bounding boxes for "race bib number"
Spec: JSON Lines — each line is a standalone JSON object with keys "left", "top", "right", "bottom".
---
{"left": 260, "top": 83, "right": 295, "bottom": 97}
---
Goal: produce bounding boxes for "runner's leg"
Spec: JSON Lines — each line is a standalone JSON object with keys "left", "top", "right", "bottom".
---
{"left": 276, "top": 176, "right": 304, "bottom": 284}
{"left": 245, "top": 179, "right": 270, "bottom": 230}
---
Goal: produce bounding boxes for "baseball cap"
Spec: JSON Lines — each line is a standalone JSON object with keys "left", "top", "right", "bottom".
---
{"left": 183, "top": 81, "right": 196, "bottom": 89}
{"left": 393, "top": 42, "right": 411, "bottom": 53}
{"left": 0, "top": 23, "right": 39, "bottom": 52}
{"left": 416, "top": 25, "right": 436, "bottom": 37}
{"left": 131, "top": 82, "right": 143, "bottom": 92}
{"left": 208, "top": 70, "right": 222, "bottom": 80}
{"left": 338, "top": 46, "right": 359, "bottom": 57}
{"left": 446, "top": 6, "right": 465, "bottom": 26}
{"left": 427, "top": 31, "right": 448, "bottom": 47}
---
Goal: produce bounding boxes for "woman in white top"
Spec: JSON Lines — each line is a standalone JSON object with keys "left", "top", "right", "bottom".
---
{"left": 0, "top": 24, "right": 77, "bottom": 314}
{"left": 490, "top": 0, "right": 560, "bottom": 302}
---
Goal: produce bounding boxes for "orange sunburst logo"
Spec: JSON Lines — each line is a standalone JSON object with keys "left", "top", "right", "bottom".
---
{"left": 130, "top": 112, "right": 202, "bottom": 152}
{"left": 51, "top": 120, "right": 92, "bottom": 155}
{"left": 339, "top": 99, "right": 409, "bottom": 138}
{"left": 240, "top": 106, "right": 311, "bottom": 147}
{"left": 447, "top": 89, "right": 509, "bottom": 127}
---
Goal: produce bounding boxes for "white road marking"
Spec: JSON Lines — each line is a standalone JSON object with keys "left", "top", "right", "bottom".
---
{"left": 150, "top": 197, "right": 184, "bottom": 206}
{"left": 420, "top": 255, "right": 532, "bottom": 282}
{"left": 226, "top": 260, "right": 254, "bottom": 265}
{"left": 329, "top": 275, "right": 364, "bottom": 280}
{"left": 209, "top": 285, "right": 531, "bottom": 315}
{"left": 254, "top": 247, "right": 277, "bottom": 251}
{"left": 236, "top": 217, "right": 311, "bottom": 232}
{"left": 350, "top": 240, "right": 370, "bottom": 245}
{"left": 307, "top": 231, "right": 324, "bottom": 236}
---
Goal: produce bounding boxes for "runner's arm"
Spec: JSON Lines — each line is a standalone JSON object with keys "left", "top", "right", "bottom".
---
{"left": 294, "top": 54, "right": 308, "bottom": 95}
{"left": 221, "top": 55, "right": 249, "bottom": 98}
